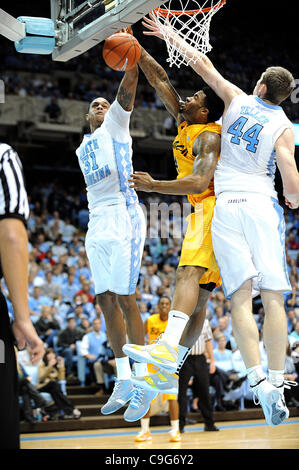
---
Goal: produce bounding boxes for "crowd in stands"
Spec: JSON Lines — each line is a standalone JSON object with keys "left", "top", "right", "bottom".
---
{"left": 5, "top": 181, "right": 299, "bottom": 422}
{"left": 1, "top": 22, "right": 298, "bottom": 122}
{"left": 1, "top": 10, "right": 298, "bottom": 422}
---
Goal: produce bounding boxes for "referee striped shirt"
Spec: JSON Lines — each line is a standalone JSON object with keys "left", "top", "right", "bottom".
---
{"left": 190, "top": 319, "right": 213, "bottom": 356}
{"left": 0, "top": 143, "right": 29, "bottom": 223}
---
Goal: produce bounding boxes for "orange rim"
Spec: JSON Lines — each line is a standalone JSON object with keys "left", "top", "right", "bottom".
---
{"left": 152, "top": 0, "right": 226, "bottom": 17}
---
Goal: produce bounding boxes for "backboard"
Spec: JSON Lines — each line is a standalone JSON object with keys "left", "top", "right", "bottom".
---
{"left": 51, "top": 0, "right": 165, "bottom": 62}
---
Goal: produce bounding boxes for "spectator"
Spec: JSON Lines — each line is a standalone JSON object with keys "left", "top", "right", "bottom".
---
{"left": 283, "top": 343, "right": 299, "bottom": 408}
{"left": 40, "top": 270, "right": 61, "bottom": 299}
{"left": 75, "top": 279, "right": 94, "bottom": 303}
{"left": 44, "top": 96, "right": 62, "bottom": 121}
{"left": 80, "top": 316, "right": 92, "bottom": 334}
{"left": 16, "top": 348, "right": 48, "bottom": 423}
{"left": 28, "top": 285, "right": 52, "bottom": 323}
{"left": 57, "top": 315, "right": 84, "bottom": 378}
{"left": 37, "top": 349, "right": 81, "bottom": 420}
{"left": 287, "top": 309, "right": 297, "bottom": 334}
{"left": 289, "top": 320, "right": 299, "bottom": 347}
{"left": 139, "top": 301, "right": 151, "bottom": 324}
{"left": 34, "top": 305, "right": 60, "bottom": 347}
{"left": 61, "top": 273, "right": 80, "bottom": 303}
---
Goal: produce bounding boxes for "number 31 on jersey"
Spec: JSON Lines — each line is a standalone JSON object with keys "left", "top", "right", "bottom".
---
{"left": 227, "top": 117, "right": 263, "bottom": 153}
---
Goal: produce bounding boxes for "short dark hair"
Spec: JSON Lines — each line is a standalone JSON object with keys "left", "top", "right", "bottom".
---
{"left": 261, "top": 66, "right": 295, "bottom": 105}
{"left": 202, "top": 86, "right": 224, "bottom": 123}
{"left": 159, "top": 295, "right": 171, "bottom": 304}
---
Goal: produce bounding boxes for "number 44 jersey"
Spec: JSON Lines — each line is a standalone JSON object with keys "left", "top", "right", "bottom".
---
{"left": 214, "top": 94, "right": 294, "bottom": 199}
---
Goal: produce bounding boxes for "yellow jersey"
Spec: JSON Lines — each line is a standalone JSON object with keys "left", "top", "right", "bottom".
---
{"left": 147, "top": 314, "right": 168, "bottom": 345}
{"left": 173, "top": 121, "right": 221, "bottom": 206}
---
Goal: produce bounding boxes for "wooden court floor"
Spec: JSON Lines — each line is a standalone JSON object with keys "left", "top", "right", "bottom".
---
{"left": 21, "top": 418, "right": 299, "bottom": 450}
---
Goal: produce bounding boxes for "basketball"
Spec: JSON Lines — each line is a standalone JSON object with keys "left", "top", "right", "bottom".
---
{"left": 102, "top": 32, "right": 141, "bottom": 72}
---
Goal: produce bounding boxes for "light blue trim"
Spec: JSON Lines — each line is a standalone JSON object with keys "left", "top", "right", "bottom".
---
{"left": 254, "top": 96, "right": 281, "bottom": 110}
{"left": 127, "top": 205, "right": 142, "bottom": 295}
{"left": 266, "top": 150, "right": 276, "bottom": 180}
{"left": 271, "top": 197, "right": 291, "bottom": 288}
{"left": 113, "top": 139, "right": 137, "bottom": 207}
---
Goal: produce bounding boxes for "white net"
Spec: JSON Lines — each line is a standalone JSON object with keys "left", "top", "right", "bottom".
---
{"left": 151, "top": 0, "right": 226, "bottom": 68}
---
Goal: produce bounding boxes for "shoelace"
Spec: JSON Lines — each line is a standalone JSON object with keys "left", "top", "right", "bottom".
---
{"left": 283, "top": 380, "right": 298, "bottom": 390}
{"left": 109, "top": 379, "right": 121, "bottom": 398}
{"left": 130, "top": 386, "right": 145, "bottom": 408}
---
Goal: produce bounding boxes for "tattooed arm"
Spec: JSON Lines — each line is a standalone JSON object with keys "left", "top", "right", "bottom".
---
{"left": 116, "top": 65, "right": 139, "bottom": 111}
{"left": 139, "top": 47, "right": 184, "bottom": 123}
{"left": 128, "top": 131, "right": 220, "bottom": 194}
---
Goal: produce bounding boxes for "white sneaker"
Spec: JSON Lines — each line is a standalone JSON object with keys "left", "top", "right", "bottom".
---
{"left": 252, "top": 379, "right": 289, "bottom": 426}
{"left": 123, "top": 339, "right": 178, "bottom": 374}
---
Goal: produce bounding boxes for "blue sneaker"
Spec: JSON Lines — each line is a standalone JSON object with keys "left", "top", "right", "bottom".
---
{"left": 101, "top": 379, "right": 134, "bottom": 415}
{"left": 123, "top": 386, "right": 158, "bottom": 422}
{"left": 252, "top": 379, "right": 289, "bottom": 426}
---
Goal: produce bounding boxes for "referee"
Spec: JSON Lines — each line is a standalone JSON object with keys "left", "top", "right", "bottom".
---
{"left": 178, "top": 318, "right": 219, "bottom": 433}
{"left": 0, "top": 143, "right": 44, "bottom": 449}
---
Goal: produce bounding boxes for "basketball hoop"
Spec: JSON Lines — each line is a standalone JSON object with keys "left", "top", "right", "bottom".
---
{"left": 150, "top": 0, "right": 226, "bottom": 68}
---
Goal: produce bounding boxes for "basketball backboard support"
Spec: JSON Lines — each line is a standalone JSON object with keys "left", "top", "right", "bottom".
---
{"left": 51, "top": 0, "right": 165, "bottom": 62}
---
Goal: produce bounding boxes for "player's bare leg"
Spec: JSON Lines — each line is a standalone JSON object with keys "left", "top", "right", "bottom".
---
{"left": 97, "top": 291, "right": 157, "bottom": 418}
{"left": 123, "top": 266, "right": 212, "bottom": 397}
{"left": 260, "top": 289, "right": 293, "bottom": 408}
{"left": 230, "top": 279, "right": 288, "bottom": 426}
{"left": 261, "top": 290, "right": 288, "bottom": 372}
{"left": 118, "top": 293, "right": 145, "bottom": 346}
{"left": 230, "top": 279, "right": 260, "bottom": 369}
{"left": 171, "top": 265, "right": 206, "bottom": 317}
{"left": 168, "top": 399, "right": 181, "bottom": 442}
{"left": 179, "top": 287, "right": 211, "bottom": 349}
{"left": 96, "top": 292, "right": 127, "bottom": 358}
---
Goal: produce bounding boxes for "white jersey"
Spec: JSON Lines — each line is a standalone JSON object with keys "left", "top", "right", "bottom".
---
{"left": 214, "top": 94, "right": 293, "bottom": 199}
{"left": 76, "top": 99, "right": 138, "bottom": 215}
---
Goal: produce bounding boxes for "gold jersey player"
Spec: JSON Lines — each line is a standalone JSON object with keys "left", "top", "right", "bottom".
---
{"left": 123, "top": 45, "right": 224, "bottom": 394}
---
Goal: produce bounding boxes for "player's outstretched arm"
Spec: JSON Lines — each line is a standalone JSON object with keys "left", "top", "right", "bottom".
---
{"left": 276, "top": 128, "right": 299, "bottom": 209}
{"left": 116, "top": 65, "right": 139, "bottom": 111}
{"left": 128, "top": 131, "right": 220, "bottom": 194}
{"left": 142, "top": 14, "right": 242, "bottom": 111}
{"left": 138, "top": 46, "right": 183, "bottom": 122}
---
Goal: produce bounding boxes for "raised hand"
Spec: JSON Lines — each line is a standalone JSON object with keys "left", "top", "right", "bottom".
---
{"left": 142, "top": 12, "right": 166, "bottom": 40}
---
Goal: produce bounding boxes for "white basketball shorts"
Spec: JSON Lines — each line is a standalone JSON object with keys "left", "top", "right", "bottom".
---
{"left": 85, "top": 203, "right": 146, "bottom": 296}
{"left": 211, "top": 192, "right": 291, "bottom": 299}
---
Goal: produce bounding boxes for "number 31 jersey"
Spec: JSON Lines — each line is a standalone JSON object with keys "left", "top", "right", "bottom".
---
{"left": 76, "top": 100, "right": 138, "bottom": 215}
{"left": 214, "top": 94, "right": 293, "bottom": 199}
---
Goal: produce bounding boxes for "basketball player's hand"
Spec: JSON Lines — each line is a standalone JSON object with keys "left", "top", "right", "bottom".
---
{"left": 12, "top": 319, "right": 45, "bottom": 364}
{"left": 119, "top": 26, "right": 133, "bottom": 36}
{"left": 142, "top": 13, "right": 166, "bottom": 40}
{"left": 129, "top": 172, "right": 155, "bottom": 192}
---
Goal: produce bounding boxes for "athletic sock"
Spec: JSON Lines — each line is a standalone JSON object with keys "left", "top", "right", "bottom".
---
{"left": 162, "top": 310, "right": 189, "bottom": 348}
{"left": 268, "top": 369, "right": 285, "bottom": 388}
{"left": 246, "top": 365, "right": 266, "bottom": 388}
{"left": 115, "top": 356, "right": 132, "bottom": 380}
{"left": 170, "top": 419, "right": 179, "bottom": 434}
{"left": 135, "top": 362, "right": 148, "bottom": 377}
{"left": 140, "top": 418, "right": 150, "bottom": 433}
{"left": 176, "top": 345, "right": 191, "bottom": 373}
